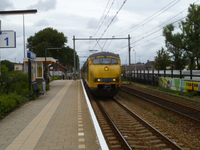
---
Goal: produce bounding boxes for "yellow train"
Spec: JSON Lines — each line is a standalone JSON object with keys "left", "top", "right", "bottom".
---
{"left": 186, "top": 80, "right": 200, "bottom": 92}
{"left": 81, "top": 52, "right": 121, "bottom": 96}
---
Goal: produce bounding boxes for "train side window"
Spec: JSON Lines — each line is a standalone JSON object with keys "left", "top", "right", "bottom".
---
{"left": 112, "top": 58, "right": 118, "bottom": 64}
{"left": 93, "top": 58, "right": 100, "bottom": 64}
{"left": 100, "top": 57, "right": 111, "bottom": 64}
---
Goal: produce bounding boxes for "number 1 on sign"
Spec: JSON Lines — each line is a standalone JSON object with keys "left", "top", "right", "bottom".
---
{"left": 4, "top": 37, "right": 9, "bottom": 46}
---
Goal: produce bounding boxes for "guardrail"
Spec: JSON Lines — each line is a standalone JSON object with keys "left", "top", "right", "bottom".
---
{"left": 124, "top": 69, "right": 200, "bottom": 86}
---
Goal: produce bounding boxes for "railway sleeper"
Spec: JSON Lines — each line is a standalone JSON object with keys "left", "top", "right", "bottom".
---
{"left": 136, "top": 129, "right": 150, "bottom": 133}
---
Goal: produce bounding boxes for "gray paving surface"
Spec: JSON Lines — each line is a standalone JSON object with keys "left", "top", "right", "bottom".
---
{"left": 0, "top": 80, "right": 101, "bottom": 150}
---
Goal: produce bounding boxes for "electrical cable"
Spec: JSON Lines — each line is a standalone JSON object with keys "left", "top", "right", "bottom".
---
{"left": 92, "top": 0, "right": 112, "bottom": 37}
{"left": 91, "top": 0, "right": 127, "bottom": 50}
{"left": 117, "top": 0, "right": 180, "bottom": 36}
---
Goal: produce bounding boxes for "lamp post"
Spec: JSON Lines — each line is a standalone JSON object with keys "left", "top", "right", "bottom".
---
{"left": 45, "top": 47, "right": 62, "bottom": 83}
{"left": 0, "top": 20, "right": 1, "bottom": 75}
{"left": 132, "top": 49, "right": 136, "bottom": 71}
{"left": 0, "top": 9, "right": 37, "bottom": 72}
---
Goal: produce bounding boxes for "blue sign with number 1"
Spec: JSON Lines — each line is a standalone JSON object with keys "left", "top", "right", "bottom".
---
{"left": 0, "top": 30, "right": 16, "bottom": 48}
{"left": 4, "top": 37, "right": 9, "bottom": 46}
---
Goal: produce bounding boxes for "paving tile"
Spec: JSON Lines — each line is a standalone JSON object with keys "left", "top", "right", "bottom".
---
{"left": 0, "top": 80, "right": 101, "bottom": 150}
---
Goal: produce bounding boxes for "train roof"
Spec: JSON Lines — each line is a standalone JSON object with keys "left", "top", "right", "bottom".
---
{"left": 88, "top": 52, "right": 120, "bottom": 58}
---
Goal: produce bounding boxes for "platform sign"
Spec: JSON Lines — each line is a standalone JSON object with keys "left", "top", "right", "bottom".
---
{"left": 0, "top": 30, "right": 16, "bottom": 48}
{"left": 27, "top": 51, "right": 36, "bottom": 59}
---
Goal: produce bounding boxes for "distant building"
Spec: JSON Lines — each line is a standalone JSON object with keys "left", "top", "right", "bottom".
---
{"left": 49, "top": 63, "right": 67, "bottom": 78}
{"left": 123, "top": 60, "right": 155, "bottom": 72}
{"left": 145, "top": 60, "right": 155, "bottom": 70}
{"left": 14, "top": 63, "right": 24, "bottom": 72}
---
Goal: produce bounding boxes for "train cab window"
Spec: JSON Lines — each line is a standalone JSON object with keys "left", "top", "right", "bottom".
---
{"left": 112, "top": 58, "right": 118, "bottom": 64}
{"left": 93, "top": 58, "right": 100, "bottom": 64}
{"left": 100, "top": 57, "right": 111, "bottom": 64}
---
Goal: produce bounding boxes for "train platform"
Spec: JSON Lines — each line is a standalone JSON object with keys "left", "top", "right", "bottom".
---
{"left": 0, "top": 80, "right": 108, "bottom": 150}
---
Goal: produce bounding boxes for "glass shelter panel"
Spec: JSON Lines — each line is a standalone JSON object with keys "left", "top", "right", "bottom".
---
{"left": 31, "top": 60, "right": 36, "bottom": 82}
{"left": 36, "top": 62, "right": 43, "bottom": 78}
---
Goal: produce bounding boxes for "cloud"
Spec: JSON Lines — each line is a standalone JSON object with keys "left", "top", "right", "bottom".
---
{"left": 33, "top": 19, "right": 49, "bottom": 27}
{"left": 87, "top": 18, "right": 99, "bottom": 29}
{"left": 0, "top": 0, "right": 13, "bottom": 10}
{"left": 28, "top": 0, "right": 57, "bottom": 11}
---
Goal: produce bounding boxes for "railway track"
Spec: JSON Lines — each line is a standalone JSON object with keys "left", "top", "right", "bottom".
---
{"left": 83, "top": 82, "right": 183, "bottom": 149}
{"left": 121, "top": 85, "right": 200, "bottom": 124}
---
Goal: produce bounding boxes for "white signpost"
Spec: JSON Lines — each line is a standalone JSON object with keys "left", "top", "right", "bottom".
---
{"left": 0, "top": 30, "right": 16, "bottom": 48}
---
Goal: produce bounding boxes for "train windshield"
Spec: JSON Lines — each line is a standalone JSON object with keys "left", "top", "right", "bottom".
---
{"left": 93, "top": 57, "right": 118, "bottom": 64}
{"left": 93, "top": 58, "right": 100, "bottom": 64}
{"left": 112, "top": 58, "right": 118, "bottom": 64}
{"left": 100, "top": 57, "right": 111, "bottom": 64}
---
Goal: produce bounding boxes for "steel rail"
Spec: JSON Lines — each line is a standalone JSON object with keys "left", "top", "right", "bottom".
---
{"left": 121, "top": 85, "right": 200, "bottom": 124}
{"left": 114, "top": 99, "right": 183, "bottom": 150}
{"left": 82, "top": 79, "right": 131, "bottom": 149}
{"left": 95, "top": 99, "right": 132, "bottom": 150}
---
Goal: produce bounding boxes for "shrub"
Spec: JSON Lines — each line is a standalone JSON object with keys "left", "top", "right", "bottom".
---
{"left": 0, "top": 93, "right": 28, "bottom": 119}
{"left": 46, "top": 84, "right": 50, "bottom": 91}
{"left": 0, "top": 66, "right": 29, "bottom": 95}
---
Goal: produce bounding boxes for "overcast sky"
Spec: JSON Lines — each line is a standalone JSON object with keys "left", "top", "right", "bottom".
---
{"left": 0, "top": 0, "right": 199, "bottom": 68}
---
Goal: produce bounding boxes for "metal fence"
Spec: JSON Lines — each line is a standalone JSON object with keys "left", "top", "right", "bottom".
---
{"left": 124, "top": 69, "right": 200, "bottom": 86}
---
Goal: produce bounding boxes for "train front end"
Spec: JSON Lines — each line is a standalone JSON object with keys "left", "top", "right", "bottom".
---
{"left": 88, "top": 52, "right": 121, "bottom": 96}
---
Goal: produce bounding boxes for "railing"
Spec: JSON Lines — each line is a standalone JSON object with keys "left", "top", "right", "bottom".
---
{"left": 124, "top": 69, "right": 200, "bottom": 86}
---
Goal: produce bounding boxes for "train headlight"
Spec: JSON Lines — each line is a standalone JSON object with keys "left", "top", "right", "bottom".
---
{"left": 113, "top": 79, "right": 116, "bottom": 82}
{"left": 104, "top": 67, "right": 109, "bottom": 71}
{"left": 97, "top": 79, "right": 101, "bottom": 82}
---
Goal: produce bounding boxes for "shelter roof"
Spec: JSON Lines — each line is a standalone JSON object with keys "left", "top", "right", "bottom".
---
{"left": 23, "top": 57, "right": 57, "bottom": 64}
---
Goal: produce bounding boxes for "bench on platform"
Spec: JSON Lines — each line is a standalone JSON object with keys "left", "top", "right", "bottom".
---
{"left": 31, "top": 82, "right": 45, "bottom": 95}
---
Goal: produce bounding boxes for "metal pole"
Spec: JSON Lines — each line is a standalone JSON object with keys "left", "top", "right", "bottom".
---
{"left": 73, "top": 35, "right": 76, "bottom": 81}
{"left": 58, "top": 50, "right": 59, "bottom": 78}
{"left": 28, "top": 59, "right": 31, "bottom": 91}
{"left": 23, "top": 14, "right": 25, "bottom": 59}
{"left": 45, "top": 48, "right": 47, "bottom": 72}
{"left": 128, "top": 34, "right": 131, "bottom": 84}
{"left": 45, "top": 48, "right": 47, "bottom": 83}
{"left": 23, "top": 14, "right": 26, "bottom": 73}
{"left": 0, "top": 20, "right": 1, "bottom": 75}
{"left": 133, "top": 49, "right": 136, "bottom": 71}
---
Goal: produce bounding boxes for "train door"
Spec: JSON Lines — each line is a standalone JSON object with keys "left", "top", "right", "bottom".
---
{"left": 192, "top": 83, "right": 194, "bottom": 91}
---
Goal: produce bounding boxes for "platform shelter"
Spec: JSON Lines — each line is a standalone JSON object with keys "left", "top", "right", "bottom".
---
{"left": 23, "top": 57, "right": 57, "bottom": 84}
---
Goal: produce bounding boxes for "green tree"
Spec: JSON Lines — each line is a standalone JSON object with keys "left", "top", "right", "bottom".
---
{"left": 163, "top": 4, "right": 200, "bottom": 70}
{"left": 26, "top": 27, "right": 79, "bottom": 69}
{"left": 1, "top": 60, "right": 14, "bottom": 71}
{"left": 154, "top": 47, "right": 171, "bottom": 70}
{"left": 27, "top": 27, "right": 67, "bottom": 54}
{"left": 166, "top": 43, "right": 187, "bottom": 70}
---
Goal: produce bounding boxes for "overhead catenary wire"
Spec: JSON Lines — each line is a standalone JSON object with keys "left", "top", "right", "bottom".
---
{"left": 109, "top": 0, "right": 182, "bottom": 53}
{"left": 89, "top": 0, "right": 180, "bottom": 53}
{"left": 91, "top": 0, "right": 127, "bottom": 51}
{"left": 114, "top": 0, "right": 200, "bottom": 53}
{"left": 85, "top": 0, "right": 200, "bottom": 62}
{"left": 115, "top": 16, "right": 187, "bottom": 53}
{"left": 116, "top": 0, "right": 180, "bottom": 37}
{"left": 91, "top": 0, "right": 112, "bottom": 37}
